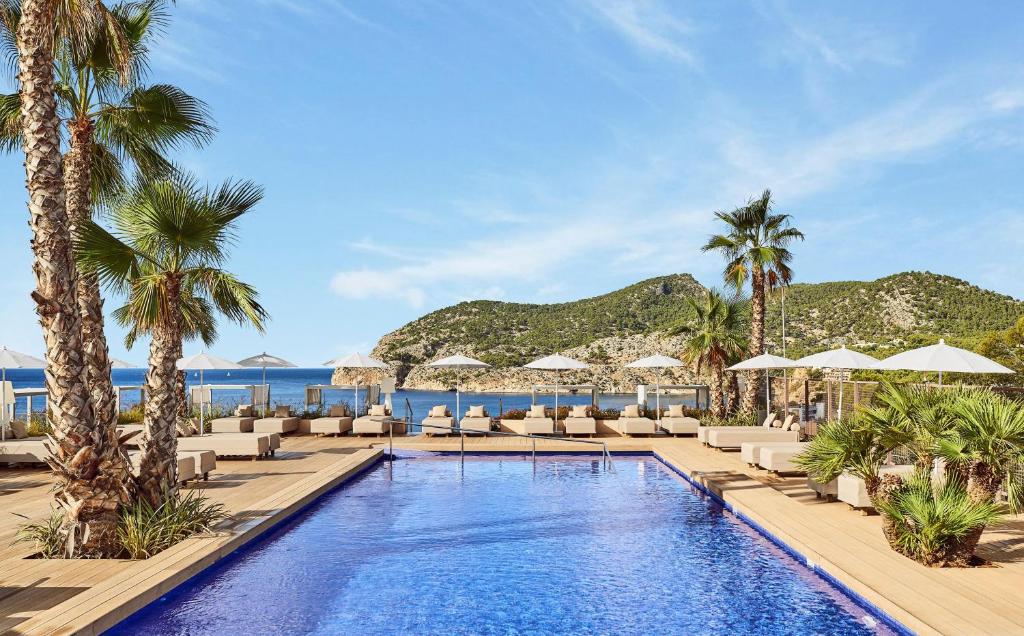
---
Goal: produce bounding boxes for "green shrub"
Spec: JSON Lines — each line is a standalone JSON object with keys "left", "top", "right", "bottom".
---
{"left": 12, "top": 509, "right": 67, "bottom": 558}
{"left": 117, "top": 404, "right": 145, "bottom": 424}
{"left": 501, "top": 409, "right": 527, "bottom": 420}
{"left": 118, "top": 490, "right": 227, "bottom": 559}
{"left": 875, "top": 471, "right": 1003, "bottom": 567}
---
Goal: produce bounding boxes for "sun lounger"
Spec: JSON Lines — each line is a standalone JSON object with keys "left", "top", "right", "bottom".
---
{"left": 458, "top": 405, "right": 490, "bottom": 435}
{"left": 506, "top": 404, "right": 554, "bottom": 435}
{"left": 254, "top": 405, "right": 299, "bottom": 434}
{"left": 127, "top": 450, "right": 196, "bottom": 484}
{"left": 808, "top": 476, "right": 838, "bottom": 500}
{"left": 179, "top": 450, "right": 216, "bottom": 480}
{"left": 706, "top": 424, "right": 800, "bottom": 450}
{"left": 0, "top": 436, "right": 50, "bottom": 464}
{"left": 211, "top": 404, "right": 256, "bottom": 433}
{"left": 310, "top": 404, "right": 353, "bottom": 436}
{"left": 609, "top": 405, "right": 655, "bottom": 437}
{"left": 741, "top": 440, "right": 807, "bottom": 466}
{"left": 563, "top": 405, "right": 596, "bottom": 437}
{"left": 838, "top": 465, "right": 916, "bottom": 511}
{"left": 175, "top": 433, "right": 274, "bottom": 459}
{"left": 697, "top": 413, "right": 780, "bottom": 444}
{"left": 353, "top": 404, "right": 395, "bottom": 436}
{"left": 659, "top": 405, "right": 699, "bottom": 436}
{"left": 421, "top": 405, "right": 454, "bottom": 436}
{"left": 758, "top": 443, "right": 810, "bottom": 473}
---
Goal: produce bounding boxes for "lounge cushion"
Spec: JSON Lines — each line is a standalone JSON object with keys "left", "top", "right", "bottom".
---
{"left": 430, "top": 405, "right": 447, "bottom": 418}
{"left": 11, "top": 420, "right": 28, "bottom": 439}
{"left": 668, "top": 404, "right": 685, "bottom": 418}
{"left": 274, "top": 405, "right": 291, "bottom": 418}
{"left": 529, "top": 404, "right": 546, "bottom": 418}
{"left": 571, "top": 405, "right": 588, "bottom": 418}
{"left": 468, "top": 405, "right": 485, "bottom": 417}
{"left": 236, "top": 404, "right": 254, "bottom": 417}
{"left": 370, "top": 404, "right": 386, "bottom": 416}
{"left": 623, "top": 404, "right": 640, "bottom": 418}
{"left": 329, "top": 404, "right": 348, "bottom": 417}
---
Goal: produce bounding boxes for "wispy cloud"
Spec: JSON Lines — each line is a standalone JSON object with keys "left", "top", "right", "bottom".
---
{"left": 578, "top": 0, "right": 697, "bottom": 65}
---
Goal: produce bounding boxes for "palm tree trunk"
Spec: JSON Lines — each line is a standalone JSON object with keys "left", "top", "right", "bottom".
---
{"left": 17, "top": 0, "right": 128, "bottom": 557}
{"left": 139, "top": 277, "right": 182, "bottom": 507}
{"left": 727, "top": 371, "right": 741, "bottom": 416}
{"left": 710, "top": 364, "right": 725, "bottom": 418}
{"left": 741, "top": 269, "right": 766, "bottom": 416}
{"left": 65, "top": 117, "right": 120, "bottom": 435}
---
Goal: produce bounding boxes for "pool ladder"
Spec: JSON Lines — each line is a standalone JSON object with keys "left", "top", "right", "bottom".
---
{"left": 389, "top": 398, "right": 614, "bottom": 471}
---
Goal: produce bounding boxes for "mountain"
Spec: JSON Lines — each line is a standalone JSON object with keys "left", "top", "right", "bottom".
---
{"left": 338, "top": 271, "right": 1024, "bottom": 391}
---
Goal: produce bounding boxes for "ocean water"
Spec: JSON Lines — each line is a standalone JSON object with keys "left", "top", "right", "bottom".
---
{"left": 105, "top": 455, "right": 896, "bottom": 635}
{"left": 3, "top": 368, "right": 695, "bottom": 419}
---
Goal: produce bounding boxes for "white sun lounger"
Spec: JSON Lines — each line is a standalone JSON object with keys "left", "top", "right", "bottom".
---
{"left": 610, "top": 405, "right": 656, "bottom": 436}
{"left": 698, "top": 413, "right": 781, "bottom": 443}
{"left": 310, "top": 405, "right": 353, "bottom": 436}
{"left": 421, "top": 405, "right": 454, "bottom": 436}
{"left": 254, "top": 405, "right": 299, "bottom": 434}
{"left": 210, "top": 404, "right": 256, "bottom": 433}
{"left": 563, "top": 405, "right": 596, "bottom": 436}
{"left": 741, "top": 440, "right": 807, "bottom": 466}
{"left": 175, "top": 433, "right": 276, "bottom": 459}
{"left": 808, "top": 476, "right": 839, "bottom": 500}
{"left": 659, "top": 414, "right": 699, "bottom": 436}
{"left": 706, "top": 426, "right": 800, "bottom": 450}
{"left": 127, "top": 450, "right": 196, "bottom": 484}
{"left": 354, "top": 405, "right": 395, "bottom": 436}
{"left": 0, "top": 436, "right": 50, "bottom": 464}
{"left": 459, "top": 405, "right": 491, "bottom": 435}
{"left": 505, "top": 405, "right": 555, "bottom": 435}
{"left": 838, "top": 465, "right": 916, "bottom": 511}
{"left": 758, "top": 443, "right": 810, "bottom": 473}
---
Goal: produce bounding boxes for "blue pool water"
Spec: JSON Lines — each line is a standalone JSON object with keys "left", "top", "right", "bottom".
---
{"left": 107, "top": 455, "right": 896, "bottom": 635}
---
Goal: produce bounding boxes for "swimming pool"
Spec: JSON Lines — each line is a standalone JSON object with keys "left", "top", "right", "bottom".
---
{"left": 108, "top": 455, "right": 899, "bottom": 635}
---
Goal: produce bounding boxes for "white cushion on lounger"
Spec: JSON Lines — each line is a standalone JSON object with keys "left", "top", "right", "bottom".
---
{"left": 623, "top": 404, "right": 640, "bottom": 418}
{"left": 571, "top": 405, "right": 588, "bottom": 418}
{"left": 529, "top": 404, "right": 546, "bottom": 418}
{"left": 430, "top": 405, "right": 447, "bottom": 418}
{"left": 370, "top": 404, "right": 386, "bottom": 416}
{"left": 468, "top": 405, "right": 485, "bottom": 417}
{"left": 274, "top": 405, "right": 291, "bottom": 418}
{"left": 329, "top": 404, "right": 348, "bottom": 417}
{"left": 668, "top": 404, "right": 685, "bottom": 418}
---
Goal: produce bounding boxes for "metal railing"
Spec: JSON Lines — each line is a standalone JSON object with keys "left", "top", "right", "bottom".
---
{"left": 385, "top": 412, "right": 614, "bottom": 471}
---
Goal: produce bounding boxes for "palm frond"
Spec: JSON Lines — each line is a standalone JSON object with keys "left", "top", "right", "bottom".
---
{"left": 0, "top": 90, "right": 20, "bottom": 153}
{"left": 74, "top": 219, "right": 143, "bottom": 292}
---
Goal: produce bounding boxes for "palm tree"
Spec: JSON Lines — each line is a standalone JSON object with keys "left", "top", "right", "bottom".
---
{"left": 703, "top": 190, "right": 804, "bottom": 416}
{"left": 675, "top": 289, "right": 747, "bottom": 418}
{"left": 3, "top": 0, "right": 139, "bottom": 557}
{"left": 2, "top": 1, "right": 214, "bottom": 435}
{"left": 76, "top": 174, "right": 267, "bottom": 506}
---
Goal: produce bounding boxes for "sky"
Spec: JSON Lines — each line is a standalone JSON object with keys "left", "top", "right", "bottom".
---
{"left": 2, "top": 0, "right": 1024, "bottom": 366}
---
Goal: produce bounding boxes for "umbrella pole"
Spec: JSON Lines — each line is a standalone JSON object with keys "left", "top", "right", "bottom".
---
{"left": 199, "top": 369, "right": 205, "bottom": 437}
{"left": 554, "top": 372, "right": 559, "bottom": 429}
{"left": 656, "top": 370, "right": 661, "bottom": 422}
{"left": 456, "top": 369, "right": 461, "bottom": 430}
{"left": 765, "top": 371, "right": 770, "bottom": 418}
{"left": 1, "top": 366, "right": 6, "bottom": 441}
{"left": 838, "top": 376, "right": 844, "bottom": 421}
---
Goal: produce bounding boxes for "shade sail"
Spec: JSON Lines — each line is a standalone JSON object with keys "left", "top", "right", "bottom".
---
{"left": 237, "top": 352, "right": 297, "bottom": 368}
{"left": 874, "top": 339, "right": 1013, "bottom": 374}
{"left": 323, "top": 352, "right": 387, "bottom": 368}
{"left": 524, "top": 354, "right": 589, "bottom": 370}
{"left": 727, "top": 353, "right": 801, "bottom": 371}
{"left": 794, "top": 345, "right": 878, "bottom": 370}
{"left": 626, "top": 354, "right": 685, "bottom": 369}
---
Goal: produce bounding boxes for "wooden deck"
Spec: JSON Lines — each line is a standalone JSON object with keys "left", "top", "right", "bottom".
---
{"left": 1, "top": 432, "right": 1022, "bottom": 635}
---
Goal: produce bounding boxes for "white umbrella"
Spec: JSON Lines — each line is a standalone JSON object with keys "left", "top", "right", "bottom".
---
{"left": 794, "top": 345, "right": 879, "bottom": 419}
{"left": 873, "top": 338, "right": 1014, "bottom": 386}
{"left": 727, "top": 353, "right": 802, "bottom": 418}
{"left": 237, "top": 352, "right": 297, "bottom": 415}
{"left": 426, "top": 354, "right": 490, "bottom": 426}
{"left": 626, "top": 354, "right": 684, "bottom": 421}
{"left": 524, "top": 354, "right": 589, "bottom": 422}
{"left": 0, "top": 347, "right": 45, "bottom": 441}
{"left": 323, "top": 353, "right": 387, "bottom": 416}
{"left": 177, "top": 352, "right": 243, "bottom": 436}
{"left": 109, "top": 358, "right": 138, "bottom": 369}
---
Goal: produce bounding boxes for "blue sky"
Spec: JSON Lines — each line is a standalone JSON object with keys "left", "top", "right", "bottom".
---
{"left": 2, "top": 0, "right": 1024, "bottom": 366}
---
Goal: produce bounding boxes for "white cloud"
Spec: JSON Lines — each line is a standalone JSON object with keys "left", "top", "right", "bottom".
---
{"left": 987, "top": 89, "right": 1024, "bottom": 113}
{"left": 579, "top": 0, "right": 697, "bottom": 65}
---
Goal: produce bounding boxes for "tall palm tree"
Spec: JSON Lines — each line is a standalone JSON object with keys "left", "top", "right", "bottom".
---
{"left": 3, "top": 0, "right": 137, "bottom": 557}
{"left": 76, "top": 174, "right": 267, "bottom": 506}
{"left": 2, "top": 0, "right": 214, "bottom": 435}
{"left": 703, "top": 190, "right": 804, "bottom": 416}
{"left": 674, "top": 289, "right": 747, "bottom": 418}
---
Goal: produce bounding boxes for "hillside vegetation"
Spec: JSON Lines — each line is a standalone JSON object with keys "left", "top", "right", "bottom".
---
{"left": 367, "top": 271, "right": 1023, "bottom": 388}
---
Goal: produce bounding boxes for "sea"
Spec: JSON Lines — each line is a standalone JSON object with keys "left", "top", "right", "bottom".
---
{"left": 3, "top": 368, "right": 697, "bottom": 419}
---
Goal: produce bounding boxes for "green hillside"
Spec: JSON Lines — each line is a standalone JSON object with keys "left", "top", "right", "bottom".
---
{"left": 374, "top": 274, "right": 705, "bottom": 368}
{"left": 766, "top": 272, "right": 1024, "bottom": 357}
{"left": 373, "top": 271, "right": 1024, "bottom": 370}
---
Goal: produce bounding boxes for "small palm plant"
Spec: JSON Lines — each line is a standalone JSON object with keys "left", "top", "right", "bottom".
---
{"left": 794, "top": 417, "right": 889, "bottom": 490}
{"left": 874, "top": 470, "right": 1003, "bottom": 567}
{"left": 674, "top": 289, "right": 747, "bottom": 418}
{"left": 76, "top": 174, "right": 267, "bottom": 507}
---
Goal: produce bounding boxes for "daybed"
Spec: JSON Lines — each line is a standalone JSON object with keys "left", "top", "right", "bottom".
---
{"left": 353, "top": 405, "right": 395, "bottom": 436}
{"left": 608, "top": 404, "right": 656, "bottom": 437}
{"left": 310, "top": 404, "right": 353, "bottom": 436}
{"left": 563, "top": 405, "right": 597, "bottom": 437}
{"left": 505, "top": 404, "right": 554, "bottom": 435}
{"left": 838, "top": 465, "right": 916, "bottom": 511}
{"left": 458, "top": 405, "right": 491, "bottom": 435}
{"left": 421, "top": 405, "right": 454, "bottom": 436}
{"left": 210, "top": 404, "right": 256, "bottom": 433}
{"left": 254, "top": 405, "right": 300, "bottom": 434}
{"left": 658, "top": 404, "right": 699, "bottom": 436}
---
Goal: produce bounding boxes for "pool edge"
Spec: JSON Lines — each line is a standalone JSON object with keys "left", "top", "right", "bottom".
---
{"left": 652, "top": 450, "right": 916, "bottom": 636}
